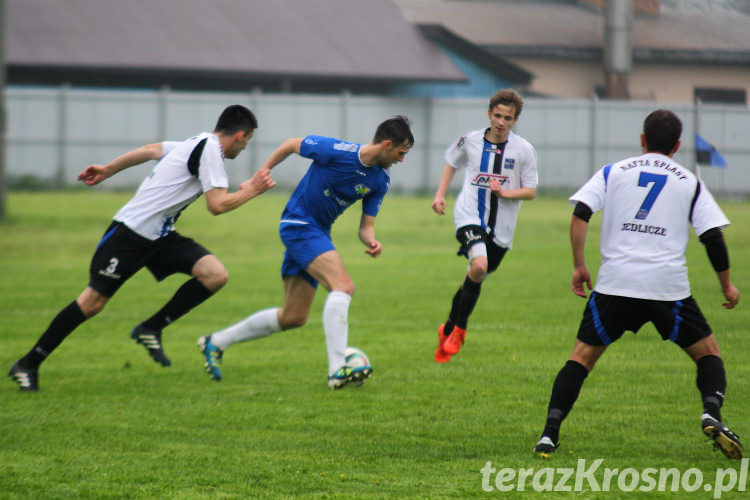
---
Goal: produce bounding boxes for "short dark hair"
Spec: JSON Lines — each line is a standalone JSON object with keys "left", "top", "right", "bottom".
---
{"left": 643, "top": 109, "right": 682, "bottom": 155}
{"left": 373, "top": 115, "right": 414, "bottom": 147}
{"left": 214, "top": 105, "right": 258, "bottom": 135}
{"left": 489, "top": 89, "right": 524, "bottom": 119}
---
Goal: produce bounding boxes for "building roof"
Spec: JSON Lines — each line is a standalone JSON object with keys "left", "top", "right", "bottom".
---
{"left": 395, "top": 0, "right": 750, "bottom": 64}
{"left": 6, "top": 0, "right": 468, "bottom": 90}
{"left": 417, "top": 24, "right": 533, "bottom": 85}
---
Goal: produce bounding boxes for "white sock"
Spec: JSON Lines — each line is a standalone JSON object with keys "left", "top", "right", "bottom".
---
{"left": 323, "top": 291, "right": 351, "bottom": 376}
{"left": 210, "top": 308, "right": 281, "bottom": 351}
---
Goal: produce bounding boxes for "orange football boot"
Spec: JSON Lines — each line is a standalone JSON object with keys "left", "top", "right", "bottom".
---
{"left": 443, "top": 326, "right": 466, "bottom": 355}
{"left": 435, "top": 324, "right": 452, "bottom": 363}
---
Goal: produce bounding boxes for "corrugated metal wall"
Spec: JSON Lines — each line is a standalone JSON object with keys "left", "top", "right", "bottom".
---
{"left": 6, "top": 87, "right": 749, "bottom": 196}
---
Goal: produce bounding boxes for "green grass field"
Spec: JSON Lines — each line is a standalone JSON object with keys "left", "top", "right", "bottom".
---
{"left": 1, "top": 191, "right": 748, "bottom": 499}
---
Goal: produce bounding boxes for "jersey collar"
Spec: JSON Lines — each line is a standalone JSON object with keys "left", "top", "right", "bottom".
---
{"left": 484, "top": 127, "right": 510, "bottom": 146}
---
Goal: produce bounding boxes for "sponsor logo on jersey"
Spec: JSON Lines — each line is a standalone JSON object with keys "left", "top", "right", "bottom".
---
{"left": 304, "top": 138, "right": 318, "bottom": 145}
{"left": 619, "top": 158, "right": 688, "bottom": 180}
{"left": 470, "top": 173, "right": 509, "bottom": 188}
{"left": 354, "top": 184, "right": 370, "bottom": 196}
{"left": 355, "top": 170, "right": 367, "bottom": 176}
{"left": 324, "top": 189, "right": 351, "bottom": 207}
{"left": 456, "top": 136, "right": 466, "bottom": 149}
{"left": 504, "top": 158, "right": 515, "bottom": 170}
{"left": 333, "top": 142, "right": 358, "bottom": 152}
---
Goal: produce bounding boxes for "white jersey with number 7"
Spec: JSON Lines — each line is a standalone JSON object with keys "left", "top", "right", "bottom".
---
{"left": 570, "top": 152, "right": 729, "bottom": 301}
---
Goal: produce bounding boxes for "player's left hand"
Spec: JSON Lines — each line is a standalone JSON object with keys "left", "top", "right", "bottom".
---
{"left": 722, "top": 284, "right": 739, "bottom": 309}
{"left": 364, "top": 240, "right": 382, "bottom": 258}
{"left": 489, "top": 178, "right": 503, "bottom": 197}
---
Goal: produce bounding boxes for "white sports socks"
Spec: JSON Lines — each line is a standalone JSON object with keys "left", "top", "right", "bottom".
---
{"left": 210, "top": 307, "right": 281, "bottom": 351}
{"left": 323, "top": 291, "right": 351, "bottom": 376}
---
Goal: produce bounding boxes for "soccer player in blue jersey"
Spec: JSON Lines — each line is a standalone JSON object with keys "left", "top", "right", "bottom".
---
{"left": 198, "top": 116, "right": 414, "bottom": 389}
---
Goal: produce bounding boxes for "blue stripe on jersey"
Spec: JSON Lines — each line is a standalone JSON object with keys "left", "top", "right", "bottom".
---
{"left": 602, "top": 164, "right": 613, "bottom": 187}
{"left": 96, "top": 224, "right": 119, "bottom": 250}
{"left": 477, "top": 140, "right": 494, "bottom": 232}
{"left": 589, "top": 292, "right": 613, "bottom": 345}
{"left": 159, "top": 216, "right": 176, "bottom": 238}
{"left": 669, "top": 300, "right": 684, "bottom": 342}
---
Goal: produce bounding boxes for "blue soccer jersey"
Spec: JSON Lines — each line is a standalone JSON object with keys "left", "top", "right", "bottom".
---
{"left": 281, "top": 135, "right": 391, "bottom": 230}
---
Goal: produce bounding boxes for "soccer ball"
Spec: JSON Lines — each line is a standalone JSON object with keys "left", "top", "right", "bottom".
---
{"left": 345, "top": 347, "right": 370, "bottom": 369}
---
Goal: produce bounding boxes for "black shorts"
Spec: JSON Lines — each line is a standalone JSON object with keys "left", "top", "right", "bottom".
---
{"left": 89, "top": 221, "right": 211, "bottom": 297}
{"left": 456, "top": 224, "right": 508, "bottom": 274}
{"left": 577, "top": 292, "right": 712, "bottom": 349}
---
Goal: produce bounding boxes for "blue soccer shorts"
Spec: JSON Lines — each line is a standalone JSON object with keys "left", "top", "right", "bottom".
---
{"left": 279, "top": 221, "right": 336, "bottom": 289}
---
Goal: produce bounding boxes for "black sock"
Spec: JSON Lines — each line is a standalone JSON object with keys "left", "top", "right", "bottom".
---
{"left": 19, "top": 301, "right": 87, "bottom": 370}
{"left": 444, "top": 290, "right": 460, "bottom": 335}
{"left": 542, "top": 360, "right": 589, "bottom": 443}
{"left": 696, "top": 354, "right": 726, "bottom": 421}
{"left": 141, "top": 278, "right": 213, "bottom": 331}
{"left": 448, "top": 276, "right": 482, "bottom": 330}
{"left": 443, "top": 321, "right": 455, "bottom": 337}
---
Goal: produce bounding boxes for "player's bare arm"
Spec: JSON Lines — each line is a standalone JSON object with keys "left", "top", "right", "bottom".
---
{"left": 489, "top": 180, "right": 537, "bottom": 200}
{"left": 432, "top": 164, "right": 456, "bottom": 215}
{"left": 206, "top": 169, "right": 276, "bottom": 215}
{"left": 570, "top": 215, "right": 592, "bottom": 298}
{"left": 78, "top": 142, "right": 164, "bottom": 186}
{"left": 358, "top": 214, "right": 381, "bottom": 258}
{"left": 258, "top": 138, "right": 303, "bottom": 173}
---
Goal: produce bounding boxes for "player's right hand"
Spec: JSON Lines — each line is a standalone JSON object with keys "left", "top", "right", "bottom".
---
{"left": 242, "top": 168, "right": 276, "bottom": 194}
{"left": 77, "top": 165, "right": 108, "bottom": 186}
{"left": 571, "top": 266, "right": 592, "bottom": 298}
{"left": 432, "top": 196, "right": 446, "bottom": 215}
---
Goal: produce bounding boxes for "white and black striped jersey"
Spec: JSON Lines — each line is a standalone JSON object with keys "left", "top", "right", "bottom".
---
{"left": 113, "top": 132, "right": 229, "bottom": 240}
{"left": 570, "top": 152, "right": 730, "bottom": 301}
{"left": 446, "top": 128, "right": 538, "bottom": 248}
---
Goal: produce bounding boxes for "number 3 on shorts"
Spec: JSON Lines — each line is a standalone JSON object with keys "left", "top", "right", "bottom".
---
{"left": 106, "top": 258, "right": 119, "bottom": 274}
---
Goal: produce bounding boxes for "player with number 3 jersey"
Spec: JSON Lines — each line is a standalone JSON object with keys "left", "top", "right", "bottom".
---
{"left": 8, "top": 105, "right": 275, "bottom": 392}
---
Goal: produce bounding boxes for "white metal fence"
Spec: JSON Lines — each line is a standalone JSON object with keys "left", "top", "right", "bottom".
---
{"left": 6, "top": 86, "right": 750, "bottom": 195}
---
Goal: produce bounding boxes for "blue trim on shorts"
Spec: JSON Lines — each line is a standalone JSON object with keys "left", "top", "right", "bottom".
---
{"left": 669, "top": 300, "right": 684, "bottom": 342}
{"left": 96, "top": 224, "right": 118, "bottom": 250}
{"left": 589, "top": 292, "right": 612, "bottom": 345}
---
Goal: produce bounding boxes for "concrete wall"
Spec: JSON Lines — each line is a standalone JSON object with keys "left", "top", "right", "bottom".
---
{"left": 6, "top": 86, "right": 749, "bottom": 196}
{"left": 513, "top": 57, "right": 750, "bottom": 103}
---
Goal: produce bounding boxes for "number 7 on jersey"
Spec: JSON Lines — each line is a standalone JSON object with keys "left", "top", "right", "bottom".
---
{"left": 635, "top": 172, "right": 667, "bottom": 220}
